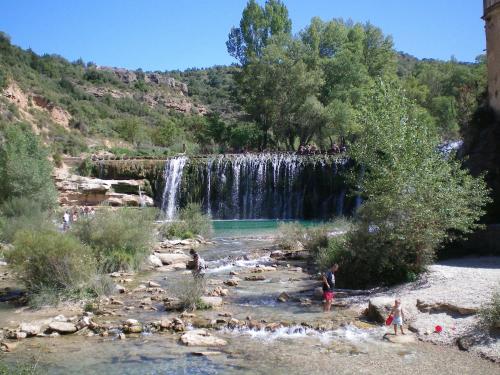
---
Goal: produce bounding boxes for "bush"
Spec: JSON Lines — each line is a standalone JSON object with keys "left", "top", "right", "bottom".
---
{"left": 314, "top": 235, "right": 349, "bottom": 272}
{"left": 6, "top": 230, "right": 97, "bottom": 301}
{"left": 479, "top": 290, "right": 500, "bottom": 329}
{"left": 172, "top": 275, "right": 207, "bottom": 311}
{"left": 72, "top": 208, "right": 155, "bottom": 272}
{"left": 0, "top": 124, "right": 57, "bottom": 209}
{"left": 159, "top": 203, "right": 212, "bottom": 240}
{"left": 0, "top": 197, "right": 54, "bottom": 243}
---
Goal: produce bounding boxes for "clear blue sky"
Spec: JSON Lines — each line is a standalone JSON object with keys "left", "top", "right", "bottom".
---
{"left": 1, "top": 0, "right": 486, "bottom": 71}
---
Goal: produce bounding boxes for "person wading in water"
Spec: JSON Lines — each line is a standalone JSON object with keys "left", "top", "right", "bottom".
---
{"left": 322, "top": 264, "right": 339, "bottom": 312}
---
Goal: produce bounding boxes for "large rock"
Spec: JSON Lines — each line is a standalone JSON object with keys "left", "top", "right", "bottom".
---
{"left": 148, "top": 254, "right": 163, "bottom": 268}
{"left": 200, "top": 296, "right": 223, "bottom": 308}
{"left": 416, "top": 299, "right": 478, "bottom": 316}
{"left": 366, "top": 297, "right": 394, "bottom": 323}
{"left": 156, "top": 253, "right": 190, "bottom": 265}
{"left": 19, "top": 323, "right": 41, "bottom": 337}
{"left": 179, "top": 329, "right": 227, "bottom": 347}
{"left": 48, "top": 321, "right": 77, "bottom": 334}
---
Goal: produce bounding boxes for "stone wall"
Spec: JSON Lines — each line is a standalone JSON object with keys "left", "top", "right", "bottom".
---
{"left": 485, "top": 0, "right": 500, "bottom": 116}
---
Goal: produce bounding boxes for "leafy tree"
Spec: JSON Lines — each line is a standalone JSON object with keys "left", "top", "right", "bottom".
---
{"left": 227, "top": 0, "right": 292, "bottom": 65}
{"left": 338, "top": 82, "right": 490, "bottom": 287}
{"left": 0, "top": 123, "right": 56, "bottom": 209}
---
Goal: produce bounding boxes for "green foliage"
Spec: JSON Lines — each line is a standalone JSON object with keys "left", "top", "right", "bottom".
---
{"left": 0, "top": 124, "right": 57, "bottom": 209}
{"left": 72, "top": 208, "right": 155, "bottom": 272}
{"left": 479, "top": 290, "right": 500, "bottom": 329}
{"left": 0, "top": 197, "right": 54, "bottom": 243}
{"left": 6, "top": 230, "right": 97, "bottom": 299}
{"left": 340, "top": 82, "right": 490, "bottom": 288}
{"left": 160, "top": 203, "right": 212, "bottom": 239}
{"left": 0, "top": 360, "right": 40, "bottom": 375}
{"left": 227, "top": 0, "right": 292, "bottom": 64}
{"left": 314, "top": 235, "right": 349, "bottom": 272}
{"left": 172, "top": 275, "right": 208, "bottom": 312}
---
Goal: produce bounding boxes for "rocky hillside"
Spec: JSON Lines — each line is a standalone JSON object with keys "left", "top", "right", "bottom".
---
{"left": 0, "top": 32, "right": 211, "bottom": 158}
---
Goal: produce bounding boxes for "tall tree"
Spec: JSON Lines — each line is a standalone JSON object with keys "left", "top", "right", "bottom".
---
{"left": 227, "top": 0, "right": 292, "bottom": 65}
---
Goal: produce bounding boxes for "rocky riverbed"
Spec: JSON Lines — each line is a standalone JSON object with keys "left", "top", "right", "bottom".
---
{"left": 0, "top": 236, "right": 499, "bottom": 374}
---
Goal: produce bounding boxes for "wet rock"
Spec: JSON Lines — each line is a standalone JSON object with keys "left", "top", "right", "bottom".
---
{"left": 223, "top": 278, "right": 240, "bottom": 287}
{"left": 110, "top": 298, "right": 124, "bottom": 305}
{"left": 123, "top": 319, "right": 142, "bottom": 334}
{"left": 277, "top": 292, "right": 290, "bottom": 303}
{"left": 191, "top": 351, "right": 223, "bottom": 356}
{"left": 180, "top": 329, "right": 227, "bottom": 347}
{"left": 115, "top": 284, "right": 126, "bottom": 294}
{"left": 383, "top": 333, "right": 416, "bottom": 344}
{"left": 76, "top": 316, "right": 92, "bottom": 331}
{"left": 218, "top": 312, "right": 232, "bottom": 317}
{"left": 229, "top": 271, "right": 239, "bottom": 276}
{"left": 200, "top": 296, "right": 223, "bottom": 308}
{"left": 19, "top": 323, "right": 41, "bottom": 337}
{"left": 5, "top": 330, "right": 27, "bottom": 340}
{"left": 164, "top": 297, "right": 183, "bottom": 311}
{"left": 1, "top": 341, "right": 18, "bottom": 352}
{"left": 457, "top": 335, "right": 475, "bottom": 351}
{"left": 367, "top": 297, "right": 394, "bottom": 323}
{"left": 148, "top": 254, "right": 163, "bottom": 268}
{"left": 118, "top": 332, "right": 126, "bottom": 340}
{"left": 148, "top": 280, "right": 161, "bottom": 288}
{"left": 251, "top": 266, "right": 276, "bottom": 273}
{"left": 270, "top": 250, "right": 284, "bottom": 259}
{"left": 299, "top": 298, "right": 312, "bottom": 306}
{"left": 48, "top": 322, "right": 78, "bottom": 334}
{"left": 209, "top": 286, "right": 228, "bottom": 297}
{"left": 244, "top": 275, "right": 266, "bottom": 281}
{"left": 208, "top": 279, "right": 224, "bottom": 286}
{"left": 156, "top": 253, "right": 190, "bottom": 265}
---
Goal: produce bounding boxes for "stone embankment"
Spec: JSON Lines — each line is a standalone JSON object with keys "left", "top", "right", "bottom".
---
{"left": 54, "top": 166, "right": 154, "bottom": 207}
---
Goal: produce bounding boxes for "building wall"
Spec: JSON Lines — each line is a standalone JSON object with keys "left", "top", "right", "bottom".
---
{"left": 485, "top": 1, "right": 500, "bottom": 115}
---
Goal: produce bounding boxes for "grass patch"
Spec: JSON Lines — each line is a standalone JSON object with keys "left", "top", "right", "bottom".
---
{"left": 159, "top": 203, "right": 212, "bottom": 240}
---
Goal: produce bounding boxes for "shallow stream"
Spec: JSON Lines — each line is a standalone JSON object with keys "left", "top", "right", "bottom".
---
{"left": 1, "top": 221, "right": 498, "bottom": 374}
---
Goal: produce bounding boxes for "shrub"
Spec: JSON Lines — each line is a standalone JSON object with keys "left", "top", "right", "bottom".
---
{"left": 159, "top": 203, "right": 212, "bottom": 240}
{"left": 6, "top": 230, "right": 97, "bottom": 300}
{"left": 314, "top": 235, "right": 349, "bottom": 272}
{"left": 0, "top": 123, "right": 57, "bottom": 209}
{"left": 72, "top": 208, "right": 155, "bottom": 272}
{"left": 275, "top": 222, "right": 307, "bottom": 250}
{"left": 0, "top": 197, "right": 54, "bottom": 243}
{"left": 479, "top": 290, "right": 500, "bottom": 329}
{"left": 172, "top": 275, "right": 207, "bottom": 312}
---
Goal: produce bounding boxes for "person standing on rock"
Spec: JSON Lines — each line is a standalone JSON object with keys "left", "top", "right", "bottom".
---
{"left": 322, "top": 264, "right": 339, "bottom": 312}
{"left": 390, "top": 298, "right": 406, "bottom": 335}
{"left": 190, "top": 249, "right": 206, "bottom": 279}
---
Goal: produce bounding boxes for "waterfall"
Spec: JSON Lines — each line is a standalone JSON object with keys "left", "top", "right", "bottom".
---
{"left": 161, "top": 156, "right": 187, "bottom": 219}
{"left": 161, "top": 153, "right": 352, "bottom": 220}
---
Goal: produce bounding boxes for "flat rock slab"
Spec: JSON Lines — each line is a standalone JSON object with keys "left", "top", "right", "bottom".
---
{"left": 156, "top": 253, "right": 190, "bottom": 265}
{"left": 191, "top": 351, "right": 223, "bottom": 356}
{"left": 48, "top": 321, "right": 77, "bottom": 334}
{"left": 180, "top": 329, "right": 227, "bottom": 347}
{"left": 383, "top": 333, "right": 416, "bottom": 344}
{"left": 200, "top": 296, "right": 223, "bottom": 308}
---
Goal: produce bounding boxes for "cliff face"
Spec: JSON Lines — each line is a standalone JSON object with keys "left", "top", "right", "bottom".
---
{"left": 484, "top": 0, "right": 500, "bottom": 115}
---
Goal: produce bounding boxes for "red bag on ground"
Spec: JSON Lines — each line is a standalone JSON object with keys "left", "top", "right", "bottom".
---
{"left": 435, "top": 325, "right": 443, "bottom": 333}
{"left": 385, "top": 315, "right": 393, "bottom": 325}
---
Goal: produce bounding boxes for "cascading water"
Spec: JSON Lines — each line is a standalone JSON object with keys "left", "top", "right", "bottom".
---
{"left": 161, "top": 153, "right": 354, "bottom": 220}
{"left": 161, "top": 156, "right": 187, "bottom": 219}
